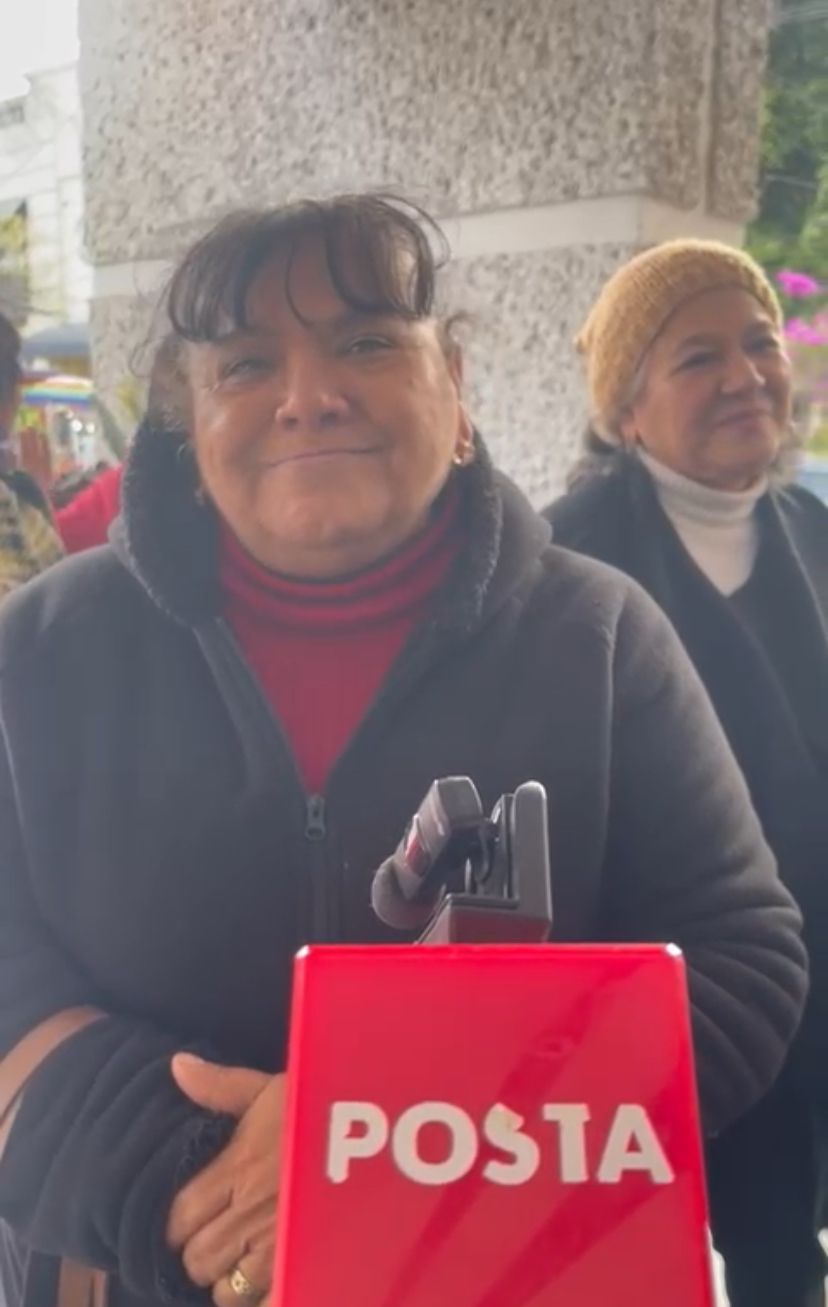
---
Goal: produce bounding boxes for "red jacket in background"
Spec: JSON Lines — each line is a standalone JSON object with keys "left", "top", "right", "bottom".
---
{"left": 55, "top": 463, "right": 123, "bottom": 554}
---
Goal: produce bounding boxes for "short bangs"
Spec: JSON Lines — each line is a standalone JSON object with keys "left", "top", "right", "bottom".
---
{"left": 164, "top": 194, "right": 447, "bottom": 343}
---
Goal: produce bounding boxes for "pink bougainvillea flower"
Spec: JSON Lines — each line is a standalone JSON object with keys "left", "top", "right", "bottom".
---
{"left": 785, "top": 317, "right": 828, "bottom": 345}
{"left": 777, "top": 269, "right": 823, "bottom": 298}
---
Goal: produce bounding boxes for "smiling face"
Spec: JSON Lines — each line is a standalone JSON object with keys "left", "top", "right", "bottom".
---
{"left": 619, "top": 287, "right": 793, "bottom": 491}
{"left": 185, "top": 241, "right": 471, "bottom": 578}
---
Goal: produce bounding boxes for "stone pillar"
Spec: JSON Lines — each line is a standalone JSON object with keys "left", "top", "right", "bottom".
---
{"left": 79, "top": 0, "right": 771, "bottom": 502}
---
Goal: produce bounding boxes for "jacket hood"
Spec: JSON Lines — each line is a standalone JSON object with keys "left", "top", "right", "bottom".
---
{"left": 110, "top": 420, "right": 550, "bottom": 633}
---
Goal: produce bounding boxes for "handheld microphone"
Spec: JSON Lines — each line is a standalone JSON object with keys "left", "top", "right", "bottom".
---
{"left": 370, "top": 777, "right": 485, "bottom": 930}
{"left": 371, "top": 776, "right": 553, "bottom": 940}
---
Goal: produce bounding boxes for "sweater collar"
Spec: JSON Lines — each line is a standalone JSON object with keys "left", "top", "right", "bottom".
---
{"left": 110, "top": 421, "right": 550, "bottom": 634}
{"left": 218, "top": 477, "right": 462, "bottom": 634}
{"left": 637, "top": 448, "right": 766, "bottom": 527}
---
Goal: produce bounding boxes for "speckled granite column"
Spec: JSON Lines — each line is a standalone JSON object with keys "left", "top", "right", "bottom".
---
{"left": 79, "top": 0, "right": 772, "bottom": 502}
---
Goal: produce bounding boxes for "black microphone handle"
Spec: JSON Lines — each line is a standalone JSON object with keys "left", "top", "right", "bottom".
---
{"left": 370, "top": 859, "right": 441, "bottom": 931}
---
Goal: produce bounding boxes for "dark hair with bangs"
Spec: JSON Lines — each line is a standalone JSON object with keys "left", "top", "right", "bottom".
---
{"left": 163, "top": 193, "right": 449, "bottom": 344}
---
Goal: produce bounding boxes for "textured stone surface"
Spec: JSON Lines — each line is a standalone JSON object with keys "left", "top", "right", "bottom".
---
{"left": 89, "top": 293, "right": 158, "bottom": 433}
{"left": 91, "top": 242, "right": 632, "bottom": 505}
{"left": 447, "top": 244, "right": 633, "bottom": 504}
{"left": 709, "top": 0, "right": 772, "bottom": 221}
{"left": 79, "top": 0, "right": 716, "bottom": 263}
{"left": 79, "top": 0, "right": 772, "bottom": 497}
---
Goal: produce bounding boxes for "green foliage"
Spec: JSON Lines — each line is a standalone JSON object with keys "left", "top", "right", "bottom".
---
{"left": 811, "top": 421, "right": 828, "bottom": 453}
{"left": 747, "top": 0, "right": 828, "bottom": 282}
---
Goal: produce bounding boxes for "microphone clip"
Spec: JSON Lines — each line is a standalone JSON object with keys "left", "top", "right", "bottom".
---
{"left": 377, "top": 776, "right": 553, "bottom": 945}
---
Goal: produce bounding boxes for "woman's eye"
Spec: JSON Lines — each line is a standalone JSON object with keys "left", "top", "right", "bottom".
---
{"left": 223, "top": 357, "right": 269, "bottom": 380}
{"left": 344, "top": 336, "right": 393, "bottom": 356}
{"left": 748, "top": 336, "right": 780, "bottom": 354}
{"left": 679, "top": 352, "right": 715, "bottom": 371}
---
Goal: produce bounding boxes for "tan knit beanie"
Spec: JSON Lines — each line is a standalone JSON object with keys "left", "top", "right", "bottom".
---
{"left": 577, "top": 240, "right": 784, "bottom": 436}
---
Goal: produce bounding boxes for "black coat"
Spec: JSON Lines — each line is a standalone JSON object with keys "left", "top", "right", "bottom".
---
{"left": 0, "top": 429, "right": 806, "bottom": 1305}
{"left": 546, "top": 452, "right": 828, "bottom": 1095}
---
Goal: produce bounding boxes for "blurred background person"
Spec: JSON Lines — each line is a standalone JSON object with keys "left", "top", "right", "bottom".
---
{"left": 44, "top": 458, "right": 121, "bottom": 553}
{"left": 546, "top": 239, "right": 828, "bottom": 1307}
{"left": 13, "top": 338, "right": 185, "bottom": 554}
{"left": 0, "top": 312, "right": 63, "bottom": 597}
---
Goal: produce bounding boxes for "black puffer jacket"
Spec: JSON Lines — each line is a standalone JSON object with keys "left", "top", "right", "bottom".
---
{"left": 0, "top": 427, "right": 807, "bottom": 1305}
{"left": 546, "top": 451, "right": 828, "bottom": 1094}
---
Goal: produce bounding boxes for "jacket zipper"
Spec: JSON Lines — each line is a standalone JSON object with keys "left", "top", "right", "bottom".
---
{"left": 201, "top": 617, "right": 463, "bottom": 947}
{"left": 304, "top": 794, "right": 331, "bottom": 941}
{"left": 198, "top": 620, "right": 336, "bottom": 942}
{"left": 305, "top": 794, "right": 327, "bottom": 841}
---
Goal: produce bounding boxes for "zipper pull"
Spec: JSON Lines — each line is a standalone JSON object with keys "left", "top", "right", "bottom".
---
{"left": 305, "top": 794, "right": 327, "bottom": 841}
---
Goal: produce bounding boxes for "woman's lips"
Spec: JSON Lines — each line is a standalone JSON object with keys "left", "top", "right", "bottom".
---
{"left": 715, "top": 408, "right": 775, "bottom": 427}
{"left": 264, "top": 446, "right": 380, "bottom": 468}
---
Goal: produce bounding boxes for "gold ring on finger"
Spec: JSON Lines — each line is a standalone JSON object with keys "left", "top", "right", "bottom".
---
{"left": 229, "top": 1267, "right": 258, "bottom": 1300}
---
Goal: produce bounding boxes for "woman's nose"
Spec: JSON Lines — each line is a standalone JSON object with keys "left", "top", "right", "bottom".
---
{"left": 274, "top": 353, "right": 351, "bottom": 429}
{"left": 720, "top": 349, "right": 766, "bottom": 395}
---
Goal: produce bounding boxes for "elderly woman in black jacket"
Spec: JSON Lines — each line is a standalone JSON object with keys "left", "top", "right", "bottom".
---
{"left": 0, "top": 199, "right": 807, "bottom": 1307}
{"left": 546, "top": 239, "right": 828, "bottom": 1307}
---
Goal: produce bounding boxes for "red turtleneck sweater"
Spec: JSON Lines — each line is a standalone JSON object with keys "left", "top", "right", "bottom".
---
{"left": 219, "top": 488, "right": 460, "bottom": 794}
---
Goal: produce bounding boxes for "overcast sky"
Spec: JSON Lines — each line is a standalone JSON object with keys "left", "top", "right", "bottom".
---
{"left": 0, "top": 0, "right": 79, "bottom": 100}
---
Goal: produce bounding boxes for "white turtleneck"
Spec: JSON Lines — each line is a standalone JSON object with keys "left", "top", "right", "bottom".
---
{"left": 637, "top": 448, "right": 767, "bottom": 596}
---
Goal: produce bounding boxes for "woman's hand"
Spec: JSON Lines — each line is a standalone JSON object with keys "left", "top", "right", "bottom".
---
{"left": 167, "top": 1054, "right": 287, "bottom": 1304}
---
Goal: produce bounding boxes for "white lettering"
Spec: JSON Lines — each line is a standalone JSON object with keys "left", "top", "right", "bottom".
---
{"left": 326, "top": 1102, "right": 389, "bottom": 1184}
{"left": 324, "top": 1100, "right": 676, "bottom": 1188}
{"left": 542, "top": 1104, "right": 591, "bottom": 1183}
{"left": 392, "top": 1102, "right": 478, "bottom": 1185}
{"left": 482, "top": 1104, "right": 540, "bottom": 1185}
{"left": 597, "top": 1104, "right": 675, "bottom": 1184}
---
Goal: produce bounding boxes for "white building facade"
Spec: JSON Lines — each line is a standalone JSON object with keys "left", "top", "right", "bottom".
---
{"left": 0, "top": 64, "right": 91, "bottom": 334}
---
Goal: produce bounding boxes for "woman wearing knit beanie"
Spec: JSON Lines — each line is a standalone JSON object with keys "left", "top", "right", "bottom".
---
{"left": 546, "top": 240, "right": 828, "bottom": 1307}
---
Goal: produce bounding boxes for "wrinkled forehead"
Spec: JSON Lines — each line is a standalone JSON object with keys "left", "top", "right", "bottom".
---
{"left": 656, "top": 286, "right": 778, "bottom": 353}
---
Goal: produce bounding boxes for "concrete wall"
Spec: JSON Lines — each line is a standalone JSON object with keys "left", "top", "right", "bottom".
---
{"left": 79, "top": 0, "right": 772, "bottom": 502}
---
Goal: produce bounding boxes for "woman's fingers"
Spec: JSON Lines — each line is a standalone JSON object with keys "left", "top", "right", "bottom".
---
{"left": 210, "top": 1243, "right": 273, "bottom": 1307}
{"left": 171, "top": 1055, "right": 269, "bottom": 1116}
{"left": 167, "top": 1069, "right": 284, "bottom": 1286}
{"left": 167, "top": 1162, "right": 233, "bottom": 1252}
{"left": 182, "top": 1196, "right": 274, "bottom": 1287}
